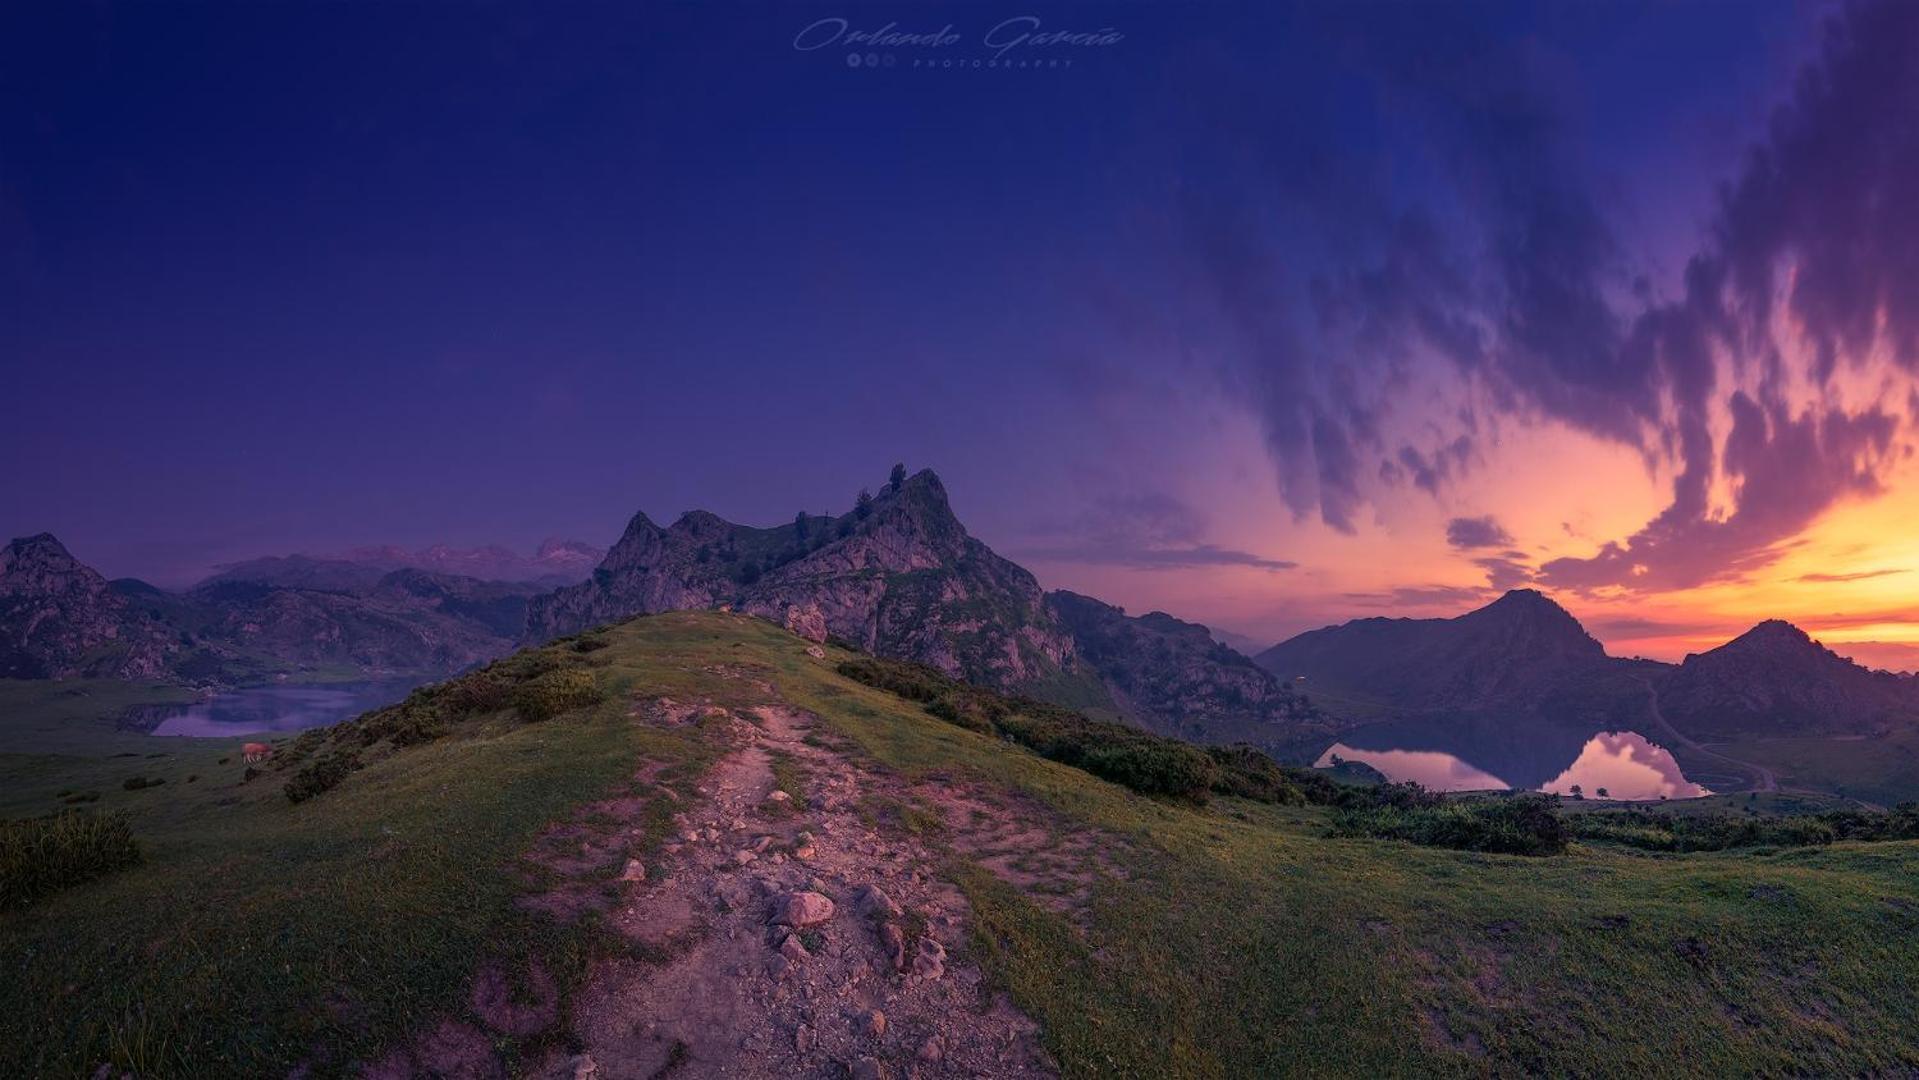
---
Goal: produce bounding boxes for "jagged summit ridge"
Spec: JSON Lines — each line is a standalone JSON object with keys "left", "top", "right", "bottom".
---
{"left": 524, "top": 468, "right": 1072, "bottom": 691}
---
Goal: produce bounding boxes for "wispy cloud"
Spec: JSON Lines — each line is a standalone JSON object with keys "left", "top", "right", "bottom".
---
{"left": 1796, "top": 568, "right": 1908, "bottom": 584}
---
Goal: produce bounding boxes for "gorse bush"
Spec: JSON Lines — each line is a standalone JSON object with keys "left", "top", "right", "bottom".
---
{"left": 512, "top": 668, "right": 604, "bottom": 723}
{"left": 1332, "top": 794, "right": 1569, "bottom": 856}
{"left": 0, "top": 810, "right": 141, "bottom": 909}
{"left": 284, "top": 750, "right": 362, "bottom": 804}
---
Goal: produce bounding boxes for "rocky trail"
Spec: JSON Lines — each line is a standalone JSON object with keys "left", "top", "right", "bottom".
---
{"left": 485, "top": 684, "right": 1103, "bottom": 1080}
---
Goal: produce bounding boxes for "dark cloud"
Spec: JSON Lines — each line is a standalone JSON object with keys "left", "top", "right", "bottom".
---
{"left": 1185, "top": 0, "right": 1919, "bottom": 593}
{"left": 1018, "top": 492, "right": 1296, "bottom": 573}
{"left": 1473, "top": 554, "right": 1535, "bottom": 591}
{"left": 1445, "top": 516, "right": 1515, "bottom": 549}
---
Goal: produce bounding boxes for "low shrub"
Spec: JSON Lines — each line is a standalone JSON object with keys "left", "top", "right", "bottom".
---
{"left": 1080, "top": 742, "right": 1221, "bottom": 799}
{"left": 0, "top": 811, "right": 142, "bottom": 909}
{"left": 1569, "top": 803, "right": 1919, "bottom": 852}
{"left": 511, "top": 668, "right": 604, "bottom": 723}
{"left": 1332, "top": 793, "right": 1568, "bottom": 856}
{"left": 121, "top": 776, "right": 164, "bottom": 791}
{"left": 284, "top": 750, "right": 363, "bottom": 804}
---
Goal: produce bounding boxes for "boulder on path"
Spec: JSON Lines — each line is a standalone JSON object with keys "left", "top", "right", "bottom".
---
{"left": 779, "top": 934, "right": 811, "bottom": 963}
{"left": 912, "top": 937, "right": 946, "bottom": 979}
{"left": 769, "top": 890, "right": 836, "bottom": 927}
{"left": 852, "top": 884, "right": 903, "bottom": 919}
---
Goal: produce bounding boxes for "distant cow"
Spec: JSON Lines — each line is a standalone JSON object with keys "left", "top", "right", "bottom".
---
{"left": 242, "top": 742, "right": 271, "bottom": 764}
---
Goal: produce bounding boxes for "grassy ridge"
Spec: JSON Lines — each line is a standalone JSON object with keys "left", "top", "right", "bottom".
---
{"left": 5, "top": 613, "right": 1919, "bottom": 1077}
{"left": 0, "top": 628, "right": 729, "bottom": 1078}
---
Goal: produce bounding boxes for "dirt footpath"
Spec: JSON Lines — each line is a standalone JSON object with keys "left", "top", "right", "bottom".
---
{"left": 544, "top": 699, "right": 1064, "bottom": 1080}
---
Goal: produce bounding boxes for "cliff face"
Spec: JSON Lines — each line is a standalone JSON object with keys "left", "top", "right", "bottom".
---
{"left": 525, "top": 471, "right": 1081, "bottom": 691}
{"left": 0, "top": 534, "right": 182, "bottom": 679}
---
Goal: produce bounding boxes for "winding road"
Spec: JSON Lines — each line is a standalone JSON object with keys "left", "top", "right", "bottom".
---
{"left": 1630, "top": 675, "right": 1779, "bottom": 794}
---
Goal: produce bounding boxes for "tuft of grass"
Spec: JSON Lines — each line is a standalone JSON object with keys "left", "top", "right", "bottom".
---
{"left": 0, "top": 810, "right": 141, "bottom": 910}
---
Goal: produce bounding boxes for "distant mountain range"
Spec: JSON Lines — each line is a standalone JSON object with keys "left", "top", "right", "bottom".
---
{"left": 7, "top": 470, "right": 1916, "bottom": 766}
{"left": 1256, "top": 588, "right": 1919, "bottom": 745}
{"left": 207, "top": 538, "right": 603, "bottom": 592}
{"left": 1, "top": 534, "right": 545, "bottom": 684}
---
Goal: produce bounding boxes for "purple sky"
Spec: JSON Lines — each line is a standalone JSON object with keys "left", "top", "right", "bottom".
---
{"left": 14, "top": 2, "right": 1919, "bottom": 661}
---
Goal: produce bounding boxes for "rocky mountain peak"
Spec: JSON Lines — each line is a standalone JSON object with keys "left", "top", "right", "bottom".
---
{"left": 1722, "top": 618, "right": 1815, "bottom": 652}
{"left": 3, "top": 532, "right": 84, "bottom": 575}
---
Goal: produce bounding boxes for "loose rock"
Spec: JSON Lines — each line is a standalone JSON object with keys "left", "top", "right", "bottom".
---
{"left": 912, "top": 937, "right": 947, "bottom": 979}
{"left": 853, "top": 884, "right": 903, "bottom": 919}
{"left": 619, "top": 859, "right": 646, "bottom": 882}
{"left": 769, "top": 890, "right": 836, "bottom": 927}
{"left": 859, "top": 1009, "right": 887, "bottom": 1038}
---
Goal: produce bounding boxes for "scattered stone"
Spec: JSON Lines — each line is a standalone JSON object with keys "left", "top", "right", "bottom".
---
{"left": 859, "top": 1009, "right": 887, "bottom": 1038}
{"left": 806, "top": 644, "right": 826, "bottom": 659}
{"left": 918, "top": 1036, "right": 944, "bottom": 1063}
{"left": 912, "top": 937, "right": 946, "bottom": 979}
{"left": 780, "top": 934, "right": 811, "bottom": 963}
{"left": 795, "top": 1024, "right": 814, "bottom": 1053}
{"left": 768, "top": 790, "right": 792, "bottom": 803}
{"left": 878, "top": 922, "right": 907, "bottom": 969}
{"left": 679, "top": 829, "right": 701, "bottom": 843}
{"left": 769, "top": 890, "right": 836, "bottom": 927}
{"left": 567, "top": 1052, "right": 598, "bottom": 1080}
{"left": 851, "top": 1057, "right": 883, "bottom": 1080}
{"left": 853, "top": 884, "right": 903, "bottom": 919}
{"left": 734, "top": 850, "right": 758, "bottom": 866}
{"left": 619, "top": 859, "right": 646, "bottom": 882}
{"left": 751, "top": 835, "right": 774, "bottom": 852}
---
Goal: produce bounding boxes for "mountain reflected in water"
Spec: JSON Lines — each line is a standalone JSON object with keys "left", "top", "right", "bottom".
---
{"left": 1314, "top": 717, "right": 1711, "bottom": 800}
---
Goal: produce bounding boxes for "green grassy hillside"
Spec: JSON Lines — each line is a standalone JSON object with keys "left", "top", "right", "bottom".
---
{"left": 3, "top": 613, "right": 1916, "bottom": 1077}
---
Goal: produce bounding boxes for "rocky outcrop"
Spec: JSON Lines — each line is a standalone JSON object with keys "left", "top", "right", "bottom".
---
{"left": 0, "top": 534, "right": 184, "bottom": 679}
{"left": 525, "top": 471, "right": 1085, "bottom": 692}
{"left": 1047, "top": 590, "right": 1331, "bottom": 746}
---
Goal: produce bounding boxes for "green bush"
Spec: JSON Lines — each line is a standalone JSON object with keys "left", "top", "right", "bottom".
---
{"left": 511, "top": 668, "right": 604, "bottom": 723}
{"left": 284, "top": 750, "right": 363, "bottom": 804}
{"left": 1080, "top": 742, "right": 1221, "bottom": 799}
{"left": 1206, "top": 745, "right": 1308, "bottom": 805}
{"left": 0, "top": 811, "right": 142, "bottom": 909}
{"left": 1332, "top": 793, "right": 1568, "bottom": 856}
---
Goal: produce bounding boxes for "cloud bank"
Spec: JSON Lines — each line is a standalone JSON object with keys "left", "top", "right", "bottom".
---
{"left": 1182, "top": 0, "right": 1919, "bottom": 595}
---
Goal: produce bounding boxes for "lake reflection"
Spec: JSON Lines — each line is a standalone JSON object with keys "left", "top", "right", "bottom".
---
{"left": 130, "top": 682, "right": 418, "bottom": 738}
{"left": 1315, "top": 725, "right": 1710, "bottom": 800}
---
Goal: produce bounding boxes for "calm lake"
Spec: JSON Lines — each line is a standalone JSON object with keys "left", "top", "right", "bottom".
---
{"left": 129, "top": 682, "right": 421, "bottom": 738}
{"left": 1314, "top": 719, "right": 1712, "bottom": 800}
